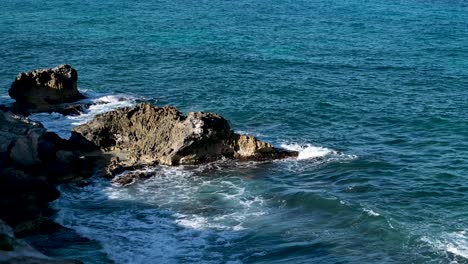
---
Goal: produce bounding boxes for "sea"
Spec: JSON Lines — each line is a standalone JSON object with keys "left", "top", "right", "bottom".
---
{"left": 1, "top": 0, "right": 467, "bottom": 263}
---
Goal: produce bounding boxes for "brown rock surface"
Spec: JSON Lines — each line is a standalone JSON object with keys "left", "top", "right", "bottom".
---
{"left": 8, "top": 65, "right": 85, "bottom": 111}
{"left": 72, "top": 103, "right": 298, "bottom": 171}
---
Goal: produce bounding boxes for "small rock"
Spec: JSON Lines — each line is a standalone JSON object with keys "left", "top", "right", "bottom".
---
{"left": 111, "top": 171, "right": 149, "bottom": 186}
{"left": 8, "top": 65, "right": 85, "bottom": 111}
{"left": 50, "top": 104, "right": 88, "bottom": 116}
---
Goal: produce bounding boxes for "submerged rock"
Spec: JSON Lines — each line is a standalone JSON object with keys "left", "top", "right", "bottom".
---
{"left": 111, "top": 170, "right": 151, "bottom": 186}
{"left": 8, "top": 65, "right": 85, "bottom": 111}
{"left": 51, "top": 104, "right": 88, "bottom": 116}
{"left": 72, "top": 103, "right": 297, "bottom": 171}
{"left": 0, "top": 219, "right": 82, "bottom": 264}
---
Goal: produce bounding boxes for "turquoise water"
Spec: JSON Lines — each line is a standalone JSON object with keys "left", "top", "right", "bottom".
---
{"left": 1, "top": 0, "right": 468, "bottom": 263}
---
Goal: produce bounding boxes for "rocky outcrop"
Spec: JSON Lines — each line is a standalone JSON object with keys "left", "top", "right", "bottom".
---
{"left": 0, "top": 108, "right": 99, "bottom": 262}
{"left": 72, "top": 103, "right": 297, "bottom": 173}
{"left": 111, "top": 170, "right": 152, "bottom": 186}
{"left": 8, "top": 65, "right": 85, "bottom": 111}
{"left": 0, "top": 111, "right": 95, "bottom": 183}
{"left": 0, "top": 110, "right": 96, "bottom": 234}
{"left": 1, "top": 64, "right": 301, "bottom": 261}
{"left": 0, "top": 219, "right": 82, "bottom": 264}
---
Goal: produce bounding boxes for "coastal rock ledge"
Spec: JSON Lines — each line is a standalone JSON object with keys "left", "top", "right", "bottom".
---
{"left": 8, "top": 64, "right": 85, "bottom": 111}
{"left": 0, "top": 110, "right": 95, "bottom": 234}
{"left": 72, "top": 103, "right": 298, "bottom": 170}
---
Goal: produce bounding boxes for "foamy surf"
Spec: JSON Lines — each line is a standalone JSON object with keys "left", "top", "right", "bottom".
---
{"left": 421, "top": 230, "right": 468, "bottom": 262}
{"left": 29, "top": 93, "right": 140, "bottom": 138}
{"left": 281, "top": 143, "right": 335, "bottom": 160}
{"left": 53, "top": 166, "right": 268, "bottom": 263}
{"left": 363, "top": 208, "right": 380, "bottom": 217}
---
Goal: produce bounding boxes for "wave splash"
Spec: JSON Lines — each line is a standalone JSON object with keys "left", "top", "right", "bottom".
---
{"left": 281, "top": 143, "right": 334, "bottom": 160}
{"left": 280, "top": 143, "right": 357, "bottom": 162}
{"left": 54, "top": 166, "right": 267, "bottom": 263}
{"left": 29, "top": 93, "right": 139, "bottom": 138}
{"left": 421, "top": 230, "right": 468, "bottom": 262}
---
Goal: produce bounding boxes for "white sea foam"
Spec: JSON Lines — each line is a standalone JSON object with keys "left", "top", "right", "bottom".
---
{"left": 281, "top": 143, "right": 334, "bottom": 160}
{"left": 53, "top": 166, "right": 267, "bottom": 263}
{"left": 421, "top": 230, "right": 468, "bottom": 262}
{"left": 280, "top": 142, "right": 357, "bottom": 164}
{"left": 363, "top": 208, "right": 380, "bottom": 217}
{"left": 446, "top": 233, "right": 468, "bottom": 260}
{"left": 29, "top": 93, "right": 139, "bottom": 138}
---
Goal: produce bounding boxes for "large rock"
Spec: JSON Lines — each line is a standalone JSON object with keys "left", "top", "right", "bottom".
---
{"left": 0, "top": 110, "right": 96, "bottom": 233}
{"left": 0, "top": 109, "right": 94, "bottom": 262}
{"left": 0, "top": 111, "right": 95, "bottom": 182}
{"left": 72, "top": 103, "right": 297, "bottom": 170}
{"left": 8, "top": 65, "right": 85, "bottom": 111}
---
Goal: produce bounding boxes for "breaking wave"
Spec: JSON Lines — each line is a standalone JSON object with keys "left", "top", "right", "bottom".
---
{"left": 29, "top": 93, "right": 140, "bottom": 138}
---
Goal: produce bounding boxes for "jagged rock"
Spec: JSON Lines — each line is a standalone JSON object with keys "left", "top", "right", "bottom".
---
{"left": 72, "top": 103, "right": 298, "bottom": 171}
{"left": 0, "top": 110, "right": 95, "bottom": 182}
{"left": 0, "top": 109, "right": 95, "bottom": 262}
{"left": 0, "top": 110, "right": 96, "bottom": 233}
{"left": 8, "top": 65, "right": 85, "bottom": 111}
{"left": 103, "top": 157, "right": 122, "bottom": 178}
{"left": 9, "top": 128, "right": 43, "bottom": 168}
{"left": 111, "top": 171, "right": 150, "bottom": 186}
{"left": 101, "top": 156, "right": 141, "bottom": 179}
{"left": 232, "top": 134, "right": 295, "bottom": 160}
{"left": 0, "top": 112, "right": 40, "bottom": 170}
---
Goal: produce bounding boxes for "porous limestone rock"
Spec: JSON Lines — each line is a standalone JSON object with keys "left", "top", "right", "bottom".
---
{"left": 72, "top": 103, "right": 298, "bottom": 171}
{"left": 8, "top": 64, "right": 85, "bottom": 111}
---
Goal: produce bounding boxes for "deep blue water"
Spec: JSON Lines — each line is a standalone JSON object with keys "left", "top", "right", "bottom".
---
{"left": 1, "top": 0, "right": 468, "bottom": 263}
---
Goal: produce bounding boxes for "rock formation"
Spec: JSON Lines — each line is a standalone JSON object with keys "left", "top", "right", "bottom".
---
{"left": 8, "top": 65, "right": 85, "bottom": 111}
{"left": 0, "top": 64, "right": 302, "bottom": 261}
{"left": 72, "top": 103, "right": 297, "bottom": 173}
{"left": 0, "top": 110, "right": 96, "bottom": 234}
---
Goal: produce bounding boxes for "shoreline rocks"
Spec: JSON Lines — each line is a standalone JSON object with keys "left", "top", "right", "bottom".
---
{"left": 8, "top": 65, "right": 85, "bottom": 112}
{"left": 72, "top": 103, "right": 298, "bottom": 175}
{"left": 0, "top": 110, "right": 97, "bottom": 235}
